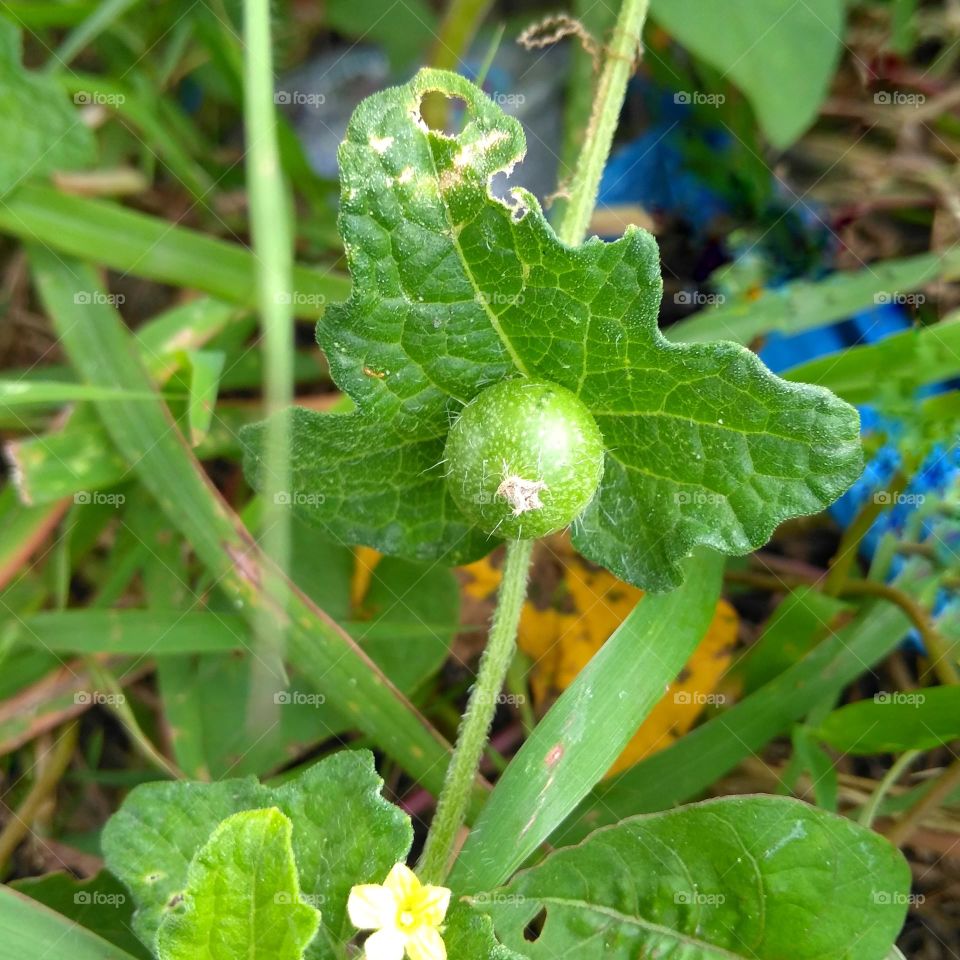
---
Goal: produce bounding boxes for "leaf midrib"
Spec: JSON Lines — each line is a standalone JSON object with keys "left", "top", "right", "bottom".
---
{"left": 422, "top": 137, "right": 532, "bottom": 381}
{"left": 526, "top": 896, "right": 750, "bottom": 959}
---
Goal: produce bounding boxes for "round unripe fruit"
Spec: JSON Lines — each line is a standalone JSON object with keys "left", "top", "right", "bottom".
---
{"left": 444, "top": 379, "right": 605, "bottom": 540}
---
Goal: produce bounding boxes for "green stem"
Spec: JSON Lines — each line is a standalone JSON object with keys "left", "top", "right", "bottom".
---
{"left": 859, "top": 749, "right": 919, "bottom": 829}
{"left": 418, "top": 538, "right": 533, "bottom": 883}
{"left": 243, "top": 0, "right": 294, "bottom": 696}
{"left": 557, "top": 0, "right": 650, "bottom": 247}
{"left": 886, "top": 753, "right": 960, "bottom": 846}
{"left": 418, "top": 0, "right": 649, "bottom": 882}
{"left": 0, "top": 721, "right": 78, "bottom": 876}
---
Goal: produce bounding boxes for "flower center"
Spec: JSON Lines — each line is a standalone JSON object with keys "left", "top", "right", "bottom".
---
{"left": 399, "top": 910, "right": 416, "bottom": 930}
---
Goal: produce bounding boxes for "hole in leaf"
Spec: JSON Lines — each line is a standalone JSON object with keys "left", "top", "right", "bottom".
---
{"left": 523, "top": 907, "right": 547, "bottom": 942}
{"left": 419, "top": 91, "right": 468, "bottom": 135}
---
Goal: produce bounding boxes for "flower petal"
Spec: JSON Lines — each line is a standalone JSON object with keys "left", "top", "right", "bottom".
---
{"left": 348, "top": 884, "right": 397, "bottom": 930}
{"left": 383, "top": 862, "right": 420, "bottom": 903}
{"left": 406, "top": 925, "right": 446, "bottom": 960}
{"left": 364, "top": 928, "right": 407, "bottom": 960}
{"left": 415, "top": 885, "right": 451, "bottom": 926}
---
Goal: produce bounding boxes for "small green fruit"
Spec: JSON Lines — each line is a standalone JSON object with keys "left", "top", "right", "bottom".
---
{"left": 444, "top": 379, "right": 605, "bottom": 540}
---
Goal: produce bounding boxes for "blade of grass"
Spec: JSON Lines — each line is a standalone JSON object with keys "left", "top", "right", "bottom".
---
{"left": 8, "top": 401, "right": 263, "bottom": 504}
{"left": 57, "top": 72, "right": 213, "bottom": 200}
{"left": 554, "top": 599, "right": 911, "bottom": 844}
{"left": 0, "top": 488, "right": 69, "bottom": 590}
{"left": 0, "top": 884, "right": 140, "bottom": 960}
{"left": 668, "top": 248, "right": 960, "bottom": 345}
{"left": 242, "top": 0, "right": 295, "bottom": 714}
{"left": 49, "top": 0, "right": 143, "bottom": 66}
{"left": 783, "top": 315, "right": 960, "bottom": 403}
{"left": 450, "top": 550, "right": 723, "bottom": 893}
{"left": 27, "top": 248, "right": 460, "bottom": 796}
{"left": 183, "top": 350, "right": 225, "bottom": 446}
{"left": 0, "top": 381, "right": 154, "bottom": 408}
{"left": 11, "top": 610, "right": 460, "bottom": 655}
{"left": 0, "top": 184, "right": 349, "bottom": 314}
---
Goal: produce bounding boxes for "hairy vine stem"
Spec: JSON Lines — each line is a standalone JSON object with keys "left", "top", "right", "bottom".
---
{"left": 418, "top": 538, "right": 533, "bottom": 882}
{"left": 418, "top": 0, "right": 651, "bottom": 883}
{"left": 558, "top": 0, "right": 650, "bottom": 247}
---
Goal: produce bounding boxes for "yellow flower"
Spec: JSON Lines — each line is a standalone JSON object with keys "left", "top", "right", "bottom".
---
{"left": 348, "top": 863, "right": 450, "bottom": 960}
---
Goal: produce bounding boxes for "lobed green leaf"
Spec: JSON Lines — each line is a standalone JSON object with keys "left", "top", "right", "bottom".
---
{"left": 244, "top": 69, "right": 862, "bottom": 591}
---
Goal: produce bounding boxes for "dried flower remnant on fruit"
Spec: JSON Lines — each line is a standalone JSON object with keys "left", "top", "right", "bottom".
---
{"left": 497, "top": 465, "right": 548, "bottom": 517}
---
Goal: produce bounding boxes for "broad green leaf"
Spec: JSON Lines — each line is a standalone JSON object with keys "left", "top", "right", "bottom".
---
{"left": 11, "top": 871, "right": 149, "bottom": 960}
{"left": 155, "top": 809, "right": 321, "bottom": 960}
{"left": 814, "top": 686, "right": 960, "bottom": 754}
{"left": 103, "top": 750, "right": 412, "bottom": 958}
{"left": 478, "top": 796, "right": 910, "bottom": 960}
{"left": 557, "top": 600, "right": 910, "bottom": 843}
{"left": 0, "top": 20, "right": 94, "bottom": 194}
{"left": 650, "top": 0, "right": 845, "bottom": 147}
{"left": 443, "top": 902, "right": 527, "bottom": 960}
{"left": 0, "top": 884, "right": 139, "bottom": 960}
{"left": 243, "top": 68, "right": 862, "bottom": 591}
{"left": 451, "top": 551, "right": 723, "bottom": 892}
